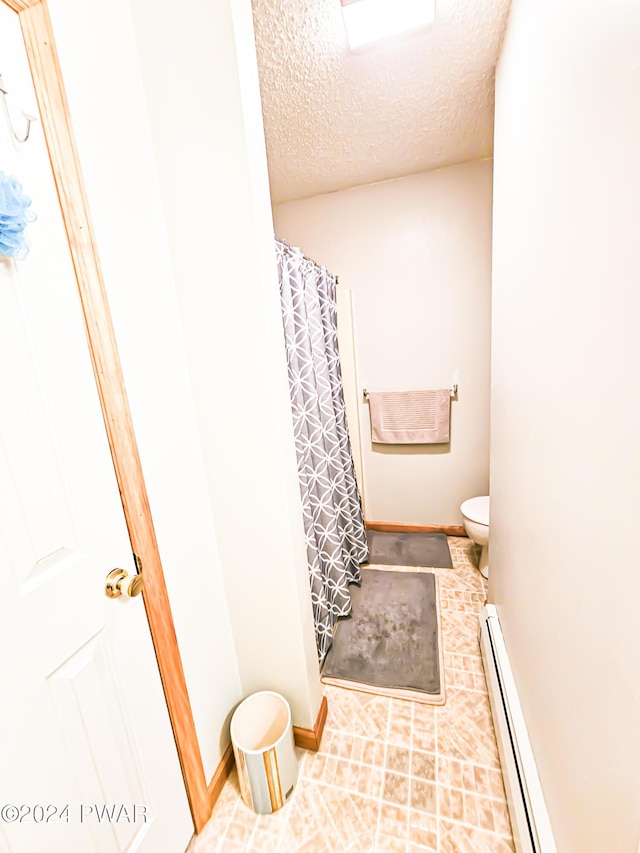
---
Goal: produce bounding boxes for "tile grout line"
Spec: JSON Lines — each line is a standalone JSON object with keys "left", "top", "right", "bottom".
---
{"left": 374, "top": 696, "right": 392, "bottom": 850}
{"left": 405, "top": 701, "right": 414, "bottom": 852}
{"left": 298, "top": 771, "right": 509, "bottom": 828}
{"left": 217, "top": 795, "right": 244, "bottom": 852}
{"left": 309, "top": 748, "right": 445, "bottom": 779}
{"left": 437, "top": 812, "right": 514, "bottom": 841}
{"left": 322, "top": 727, "right": 495, "bottom": 766}
{"left": 243, "top": 789, "right": 260, "bottom": 851}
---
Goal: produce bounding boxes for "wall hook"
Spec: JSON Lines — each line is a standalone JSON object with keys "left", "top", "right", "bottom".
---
{"left": 0, "top": 73, "right": 37, "bottom": 143}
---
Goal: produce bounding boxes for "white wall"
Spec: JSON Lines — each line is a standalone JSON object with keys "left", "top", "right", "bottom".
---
{"left": 491, "top": 1, "right": 640, "bottom": 850}
{"left": 274, "top": 162, "right": 493, "bottom": 525}
{"left": 127, "top": 0, "right": 322, "bottom": 729}
{"left": 47, "top": 0, "right": 242, "bottom": 780}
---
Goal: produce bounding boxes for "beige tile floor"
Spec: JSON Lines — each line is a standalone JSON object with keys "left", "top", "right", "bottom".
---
{"left": 188, "top": 537, "right": 514, "bottom": 852}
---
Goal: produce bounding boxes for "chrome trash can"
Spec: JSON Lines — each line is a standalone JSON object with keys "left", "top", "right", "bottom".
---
{"left": 230, "top": 691, "right": 298, "bottom": 814}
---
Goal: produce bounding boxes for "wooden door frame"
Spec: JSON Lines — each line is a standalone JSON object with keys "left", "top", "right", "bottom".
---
{"left": 2, "top": 0, "right": 210, "bottom": 833}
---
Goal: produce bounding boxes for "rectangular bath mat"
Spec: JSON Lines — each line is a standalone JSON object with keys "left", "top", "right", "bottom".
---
{"left": 366, "top": 530, "right": 453, "bottom": 568}
{"left": 321, "top": 568, "right": 445, "bottom": 704}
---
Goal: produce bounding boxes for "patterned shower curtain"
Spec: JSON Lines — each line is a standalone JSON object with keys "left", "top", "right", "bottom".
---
{"left": 276, "top": 239, "right": 369, "bottom": 662}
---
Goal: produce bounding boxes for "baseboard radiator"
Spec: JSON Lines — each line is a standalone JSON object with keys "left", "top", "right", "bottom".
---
{"left": 478, "top": 605, "right": 557, "bottom": 853}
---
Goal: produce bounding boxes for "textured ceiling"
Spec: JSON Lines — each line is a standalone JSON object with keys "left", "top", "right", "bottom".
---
{"left": 252, "top": 0, "right": 511, "bottom": 203}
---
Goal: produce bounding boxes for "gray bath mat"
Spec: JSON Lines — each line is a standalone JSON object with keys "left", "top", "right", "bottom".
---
{"left": 366, "top": 530, "right": 453, "bottom": 568}
{"left": 321, "top": 569, "right": 444, "bottom": 704}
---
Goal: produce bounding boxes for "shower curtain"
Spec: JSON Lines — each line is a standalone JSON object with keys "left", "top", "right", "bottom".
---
{"left": 276, "top": 238, "right": 369, "bottom": 662}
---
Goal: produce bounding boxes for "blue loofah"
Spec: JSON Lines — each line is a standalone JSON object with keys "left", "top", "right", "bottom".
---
{"left": 0, "top": 171, "right": 36, "bottom": 260}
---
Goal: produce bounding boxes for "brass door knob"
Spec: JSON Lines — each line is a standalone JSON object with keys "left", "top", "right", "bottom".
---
{"left": 105, "top": 568, "right": 144, "bottom": 598}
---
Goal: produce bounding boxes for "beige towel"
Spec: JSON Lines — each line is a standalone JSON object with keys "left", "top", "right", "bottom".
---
{"left": 368, "top": 389, "right": 451, "bottom": 444}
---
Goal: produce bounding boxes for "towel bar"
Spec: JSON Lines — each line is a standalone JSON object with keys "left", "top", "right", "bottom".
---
{"left": 363, "top": 385, "right": 458, "bottom": 399}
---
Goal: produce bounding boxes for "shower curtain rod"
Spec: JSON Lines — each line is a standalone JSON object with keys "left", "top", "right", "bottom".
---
{"left": 276, "top": 236, "right": 338, "bottom": 282}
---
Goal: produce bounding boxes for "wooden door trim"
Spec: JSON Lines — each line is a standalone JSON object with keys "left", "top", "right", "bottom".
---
{"left": 207, "top": 743, "right": 236, "bottom": 805}
{"left": 292, "top": 695, "right": 328, "bottom": 752}
{"left": 4, "top": 0, "right": 210, "bottom": 832}
{"left": 366, "top": 520, "right": 467, "bottom": 537}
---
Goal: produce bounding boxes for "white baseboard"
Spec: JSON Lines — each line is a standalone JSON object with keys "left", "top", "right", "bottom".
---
{"left": 479, "top": 605, "right": 556, "bottom": 853}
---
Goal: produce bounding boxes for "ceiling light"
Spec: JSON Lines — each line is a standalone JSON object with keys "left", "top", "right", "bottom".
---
{"left": 340, "top": 0, "right": 435, "bottom": 51}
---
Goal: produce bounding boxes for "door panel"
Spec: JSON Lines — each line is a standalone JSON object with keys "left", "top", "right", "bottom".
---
{"left": 0, "top": 7, "right": 192, "bottom": 851}
{"left": 48, "top": 631, "right": 151, "bottom": 852}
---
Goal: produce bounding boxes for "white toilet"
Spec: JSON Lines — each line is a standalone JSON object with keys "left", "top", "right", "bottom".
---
{"left": 460, "top": 495, "right": 490, "bottom": 579}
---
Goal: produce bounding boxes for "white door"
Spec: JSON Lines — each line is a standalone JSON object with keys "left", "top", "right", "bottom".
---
{"left": 0, "top": 10, "right": 192, "bottom": 853}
